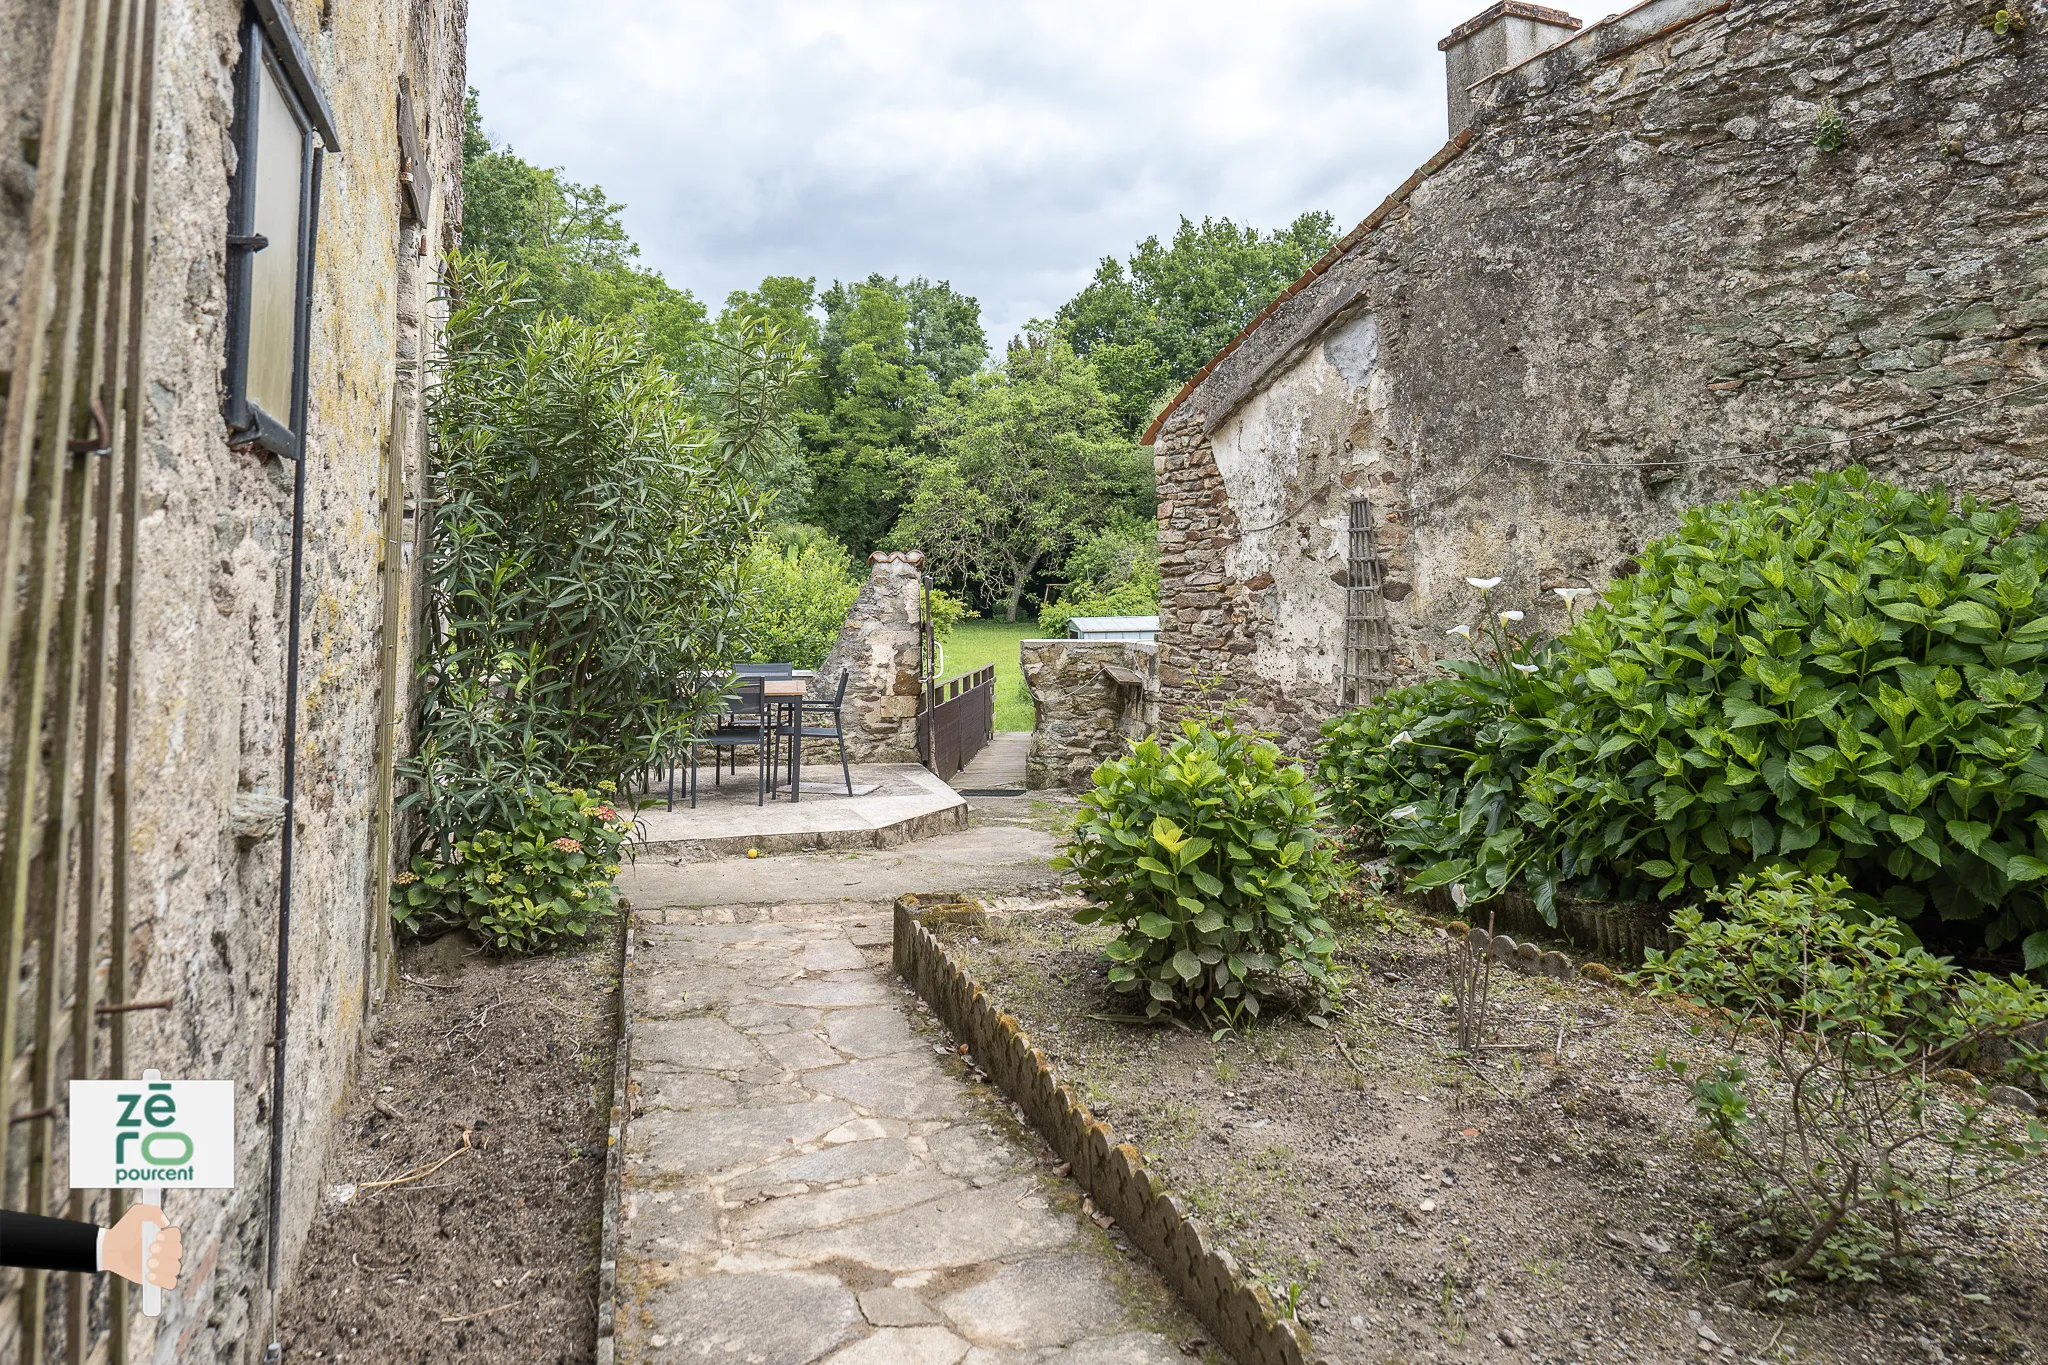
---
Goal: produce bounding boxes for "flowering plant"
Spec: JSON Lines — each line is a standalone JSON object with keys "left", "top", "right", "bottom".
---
{"left": 391, "top": 782, "right": 633, "bottom": 953}
{"left": 1319, "top": 577, "right": 1574, "bottom": 880}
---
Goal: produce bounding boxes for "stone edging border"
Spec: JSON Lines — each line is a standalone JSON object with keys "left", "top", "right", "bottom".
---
{"left": 1412, "top": 885, "right": 1673, "bottom": 963}
{"left": 595, "top": 921, "right": 634, "bottom": 1365}
{"left": 893, "top": 894, "right": 1318, "bottom": 1365}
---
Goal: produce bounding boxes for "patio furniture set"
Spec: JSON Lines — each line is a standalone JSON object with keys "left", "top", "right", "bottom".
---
{"left": 669, "top": 663, "right": 853, "bottom": 809}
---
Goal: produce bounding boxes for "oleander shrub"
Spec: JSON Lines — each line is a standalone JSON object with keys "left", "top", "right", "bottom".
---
{"left": 392, "top": 783, "right": 632, "bottom": 952}
{"left": 1316, "top": 470, "right": 2048, "bottom": 964}
{"left": 1056, "top": 719, "right": 1343, "bottom": 1019}
{"left": 1638, "top": 870, "right": 2048, "bottom": 1294}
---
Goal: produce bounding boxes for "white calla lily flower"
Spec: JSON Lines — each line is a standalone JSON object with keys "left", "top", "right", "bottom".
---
{"left": 1446, "top": 623, "right": 1473, "bottom": 639}
{"left": 1466, "top": 576, "right": 1503, "bottom": 591}
{"left": 1389, "top": 804, "right": 1420, "bottom": 820}
{"left": 1511, "top": 662, "right": 1539, "bottom": 675}
{"left": 1553, "top": 586, "right": 1593, "bottom": 605}
{"left": 1389, "top": 730, "right": 1414, "bottom": 747}
{"left": 1501, "top": 609, "right": 1525, "bottom": 623}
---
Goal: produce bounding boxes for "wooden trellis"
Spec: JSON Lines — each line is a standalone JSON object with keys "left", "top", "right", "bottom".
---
{"left": 1339, "top": 497, "right": 1394, "bottom": 706}
{"left": 0, "top": 1, "right": 158, "bottom": 1360}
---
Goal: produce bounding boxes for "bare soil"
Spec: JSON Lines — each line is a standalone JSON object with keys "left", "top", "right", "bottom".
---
{"left": 933, "top": 895, "right": 2048, "bottom": 1365}
{"left": 276, "top": 928, "right": 621, "bottom": 1364}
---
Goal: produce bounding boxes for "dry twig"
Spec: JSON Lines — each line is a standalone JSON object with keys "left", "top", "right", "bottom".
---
{"left": 358, "top": 1128, "right": 473, "bottom": 1197}
{"left": 438, "top": 1302, "right": 516, "bottom": 1325}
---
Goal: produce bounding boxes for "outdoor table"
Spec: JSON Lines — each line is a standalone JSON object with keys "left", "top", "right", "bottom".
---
{"left": 762, "top": 678, "right": 807, "bottom": 802}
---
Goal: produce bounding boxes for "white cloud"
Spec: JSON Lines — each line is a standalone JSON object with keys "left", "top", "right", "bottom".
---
{"left": 469, "top": 0, "right": 1499, "bottom": 347}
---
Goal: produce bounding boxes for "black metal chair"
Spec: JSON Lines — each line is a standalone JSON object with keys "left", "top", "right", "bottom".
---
{"left": 788, "top": 668, "right": 853, "bottom": 797}
{"left": 671, "top": 679, "right": 769, "bottom": 809}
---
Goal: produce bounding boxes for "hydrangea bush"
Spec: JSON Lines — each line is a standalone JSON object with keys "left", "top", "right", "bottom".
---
{"left": 1057, "top": 719, "right": 1343, "bottom": 1020}
{"left": 1317, "top": 470, "right": 2048, "bottom": 964}
{"left": 392, "top": 782, "right": 631, "bottom": 953}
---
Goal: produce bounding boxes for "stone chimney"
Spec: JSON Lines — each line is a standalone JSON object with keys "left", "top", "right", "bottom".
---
{"left": 1438, "top": 1, "right": 1582, "bottom": 134}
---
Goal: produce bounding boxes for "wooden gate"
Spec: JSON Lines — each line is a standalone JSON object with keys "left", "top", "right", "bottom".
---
{"left": 0, "top": 1, "right": 159, "bottom": 1360}
{"left": 917, "top": 666, "right": 994, "bottom": 781}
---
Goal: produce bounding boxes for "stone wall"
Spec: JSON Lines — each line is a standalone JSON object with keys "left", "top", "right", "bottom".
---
{"left": 0, "top": 1, "right": 465, "bottom": 1359}
{"left": 813, "top": 551, "right": 927, "bottom": 763}
{"left": 1153, "top": 0, "right": 2048, "bottom": 752}
{"left": 1020, "top": 639, "right": 1159, "bottom": 790}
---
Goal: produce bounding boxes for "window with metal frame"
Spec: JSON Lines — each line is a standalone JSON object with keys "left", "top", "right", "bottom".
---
{"left": 1340, "top": 497, "right": 1394, "bottom": 706}
{"left": 223, "top": 2, "right": 334, "bottom": 458}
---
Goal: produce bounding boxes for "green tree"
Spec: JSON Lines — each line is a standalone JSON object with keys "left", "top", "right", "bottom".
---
{"left": 741, "top": 529, "right": 862, "bottom": 669}
{"left": 1056, "top": 211, "right": 1339, "bottom": 434}
{"left": 461, "top": 90, "right": 710, "bottom": 378}
{"left": 892, "top": 332, "right": 1152, "bottom": 621}
{"left": 403, "top": 254, "right": 783, "bottom": 845}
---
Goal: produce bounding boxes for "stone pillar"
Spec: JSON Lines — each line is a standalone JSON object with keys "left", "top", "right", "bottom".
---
{"left": 1021, "top": 640, "right": 1161, "bottom": 790}
{"left": 814, "top": 551, "right": 926, "bottom": 763}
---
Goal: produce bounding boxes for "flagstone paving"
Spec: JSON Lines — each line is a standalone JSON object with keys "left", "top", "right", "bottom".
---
{"left": 613, "top": 902, "right": 1204, "bottom": 1364}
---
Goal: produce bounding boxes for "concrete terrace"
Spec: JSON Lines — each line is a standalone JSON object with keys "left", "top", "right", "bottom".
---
{"left": 633, "top": 763, "right": 967, "bottom": 860}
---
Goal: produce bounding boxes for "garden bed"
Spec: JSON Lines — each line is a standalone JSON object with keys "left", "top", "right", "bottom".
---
{"left": 276, "top": 928, "right": 622, "bottom": 1363}
{"left": 931, "top": 898, "right": 2048, "bottom": 1365}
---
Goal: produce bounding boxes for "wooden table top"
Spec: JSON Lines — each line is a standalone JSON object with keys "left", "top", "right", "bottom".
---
{"left": 761, "top": 679, "right": 807, "bottom": 697}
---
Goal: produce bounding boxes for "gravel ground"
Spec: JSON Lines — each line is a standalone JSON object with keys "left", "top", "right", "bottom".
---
{"left": 934, "top": 895, "right": 2048, "bottom": 1365}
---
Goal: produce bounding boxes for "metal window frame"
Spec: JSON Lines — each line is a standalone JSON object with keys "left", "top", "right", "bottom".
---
{"left": 222, "top": 6, "right": 325, "bottom": 459}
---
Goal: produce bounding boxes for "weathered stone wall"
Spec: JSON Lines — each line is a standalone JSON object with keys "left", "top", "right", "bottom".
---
{"left": 1155, "top": 0, "right": 2048, "bottom": 752}
{"left": 0, "top": 1, "right": 465, "bottom": 1359}
{"left": 1020, "top": 639, "right": 1160, "bottom": 790}
{"left": 814, "top": 552, "right": 927, "bottom": 763}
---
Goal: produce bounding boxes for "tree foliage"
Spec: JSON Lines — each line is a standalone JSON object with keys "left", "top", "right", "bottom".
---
{"left": 403, "top": 255, "right": 773, "bottom": 846}
{"left": 1040, "top": 514, "right": 1160, "bottom": 636}
{"left": 741, "top": 529, "right": 862, "bottom": 670}
{"left": 461, "top": 90, "right": 710, "bottom": 378}
{"left": 891, "top": 333, "right": 1152, "bottom": 621}
{"left": 1056, "top": 211, "right": 1338, "bottom": 434}
{"left": 785, "top": 274, "right": 991, "bottom": 555}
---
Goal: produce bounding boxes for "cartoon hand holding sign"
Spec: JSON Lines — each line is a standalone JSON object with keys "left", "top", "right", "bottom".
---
{"left": 38, "top": 1068, "right": 236, "bottom": 1315}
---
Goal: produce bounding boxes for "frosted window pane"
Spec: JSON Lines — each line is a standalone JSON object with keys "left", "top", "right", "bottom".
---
{"left": 247, "top": 58, "right": 303, "bottom": 424}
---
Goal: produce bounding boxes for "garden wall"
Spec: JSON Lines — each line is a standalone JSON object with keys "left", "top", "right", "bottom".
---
{"left": 1151, "top": 0, "right": 2048, "bottom": 749}
{"left": 814, "top": 551, "right": 927, "bottom": 763}
{"left": 894, "top": 894, "right": 1320, "bottom": 1365}
{"left": 1020, "top": 639, "right": 1160, "bottom": 790}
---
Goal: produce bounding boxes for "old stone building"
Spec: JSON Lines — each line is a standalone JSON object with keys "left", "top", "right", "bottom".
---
{"left": 0, "top": 0, "right": 464, "bottom": 1360}
{"left": 1148, "top": 0, "right": 2048, "bottom": 748}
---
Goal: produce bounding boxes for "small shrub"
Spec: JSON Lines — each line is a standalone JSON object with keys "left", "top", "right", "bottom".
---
{"left": 1638, "top": 870, "right": 2048, "bottom": 1295}
{"left": 743, "top": 533, "right": 861, "bottom": 668}
{"left": 1056, "top": 720, "right": 1343, "bottom": 1019}
{"left": 393, "top": 783, "right": 631, "bottom": 953}
{"left": 1813, "top": 100, "right": 1849, "bottom": 152}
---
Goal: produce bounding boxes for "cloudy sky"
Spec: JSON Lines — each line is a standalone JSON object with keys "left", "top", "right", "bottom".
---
{"left": 468, "top": 0, "right": 1491, "bottom": 348}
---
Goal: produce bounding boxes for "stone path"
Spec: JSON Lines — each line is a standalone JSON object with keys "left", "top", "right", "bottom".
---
{"left": 613, "top": 899, "right": 1201, "bottom": 1364}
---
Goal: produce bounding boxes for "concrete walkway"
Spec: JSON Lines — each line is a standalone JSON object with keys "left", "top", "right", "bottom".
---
{"left": 613, "top": 817, "right": 1200, "bottom": 1364}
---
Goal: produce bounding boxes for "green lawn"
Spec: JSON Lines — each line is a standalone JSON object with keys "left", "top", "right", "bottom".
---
{"left": 940, "top": 618, "right": 1048, "bottom": 731}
